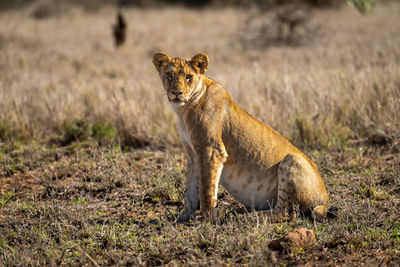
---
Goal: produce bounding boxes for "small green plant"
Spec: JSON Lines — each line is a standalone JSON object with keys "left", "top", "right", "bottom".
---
{"left": 392, "top": 227, "right": 400, "bottom": 241}
{"left": 75, "top": 197, "right": 87, "bottom": 205}
{"left": 62, "top": 119, "right": 119, "bottom": 145}
{"left": 0, "top": 124, "right": 9, "bottom": 141}
{"left": 91, "top": 122, "right": 118, "bottom": 144}
{"left": 347, "top": 0, "right": 375, "bottom": 14}
{"left": 62, "top": 119, "right": 92, "bottom": 144}
{"left": 0, "top": 192, "right": 13, "bottom": 208}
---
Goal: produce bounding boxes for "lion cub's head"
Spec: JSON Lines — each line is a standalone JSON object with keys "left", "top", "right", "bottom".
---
{"left": 152, "top": 52, "right": 209, "bottom": 104}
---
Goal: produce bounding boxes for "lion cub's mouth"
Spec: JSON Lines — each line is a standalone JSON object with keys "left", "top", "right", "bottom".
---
{"left": 170, "top": 97, "right": 184, "bottom": 103}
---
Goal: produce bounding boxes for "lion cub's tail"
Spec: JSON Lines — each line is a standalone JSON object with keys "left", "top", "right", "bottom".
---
{"left": 313, "top": 205, "right": 339, "bottom": 219}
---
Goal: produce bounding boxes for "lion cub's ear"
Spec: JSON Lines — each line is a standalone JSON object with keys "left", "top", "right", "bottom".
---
{"left": 152, "top": 52, "right": 171, "bottom": 72}
{"left": 190, "top": 53, "right": 209, "bottom": 74}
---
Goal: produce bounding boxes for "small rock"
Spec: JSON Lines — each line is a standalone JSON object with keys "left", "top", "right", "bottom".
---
{"left": 268, "top": 227, "right": 316, "bottom": 254}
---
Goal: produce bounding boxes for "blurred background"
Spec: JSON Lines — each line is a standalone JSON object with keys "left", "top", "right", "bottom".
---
{"left": 0, "top": 0, "right": 399, "bottom": 151}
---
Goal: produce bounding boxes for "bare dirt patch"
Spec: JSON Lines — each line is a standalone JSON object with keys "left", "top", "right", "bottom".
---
{"left": 0, "top": 173, "right": 43, "bottom": 195}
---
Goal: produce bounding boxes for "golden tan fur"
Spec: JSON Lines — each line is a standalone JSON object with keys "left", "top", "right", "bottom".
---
{"left": 152, "top": 52, "right": 330, "bottom": 222}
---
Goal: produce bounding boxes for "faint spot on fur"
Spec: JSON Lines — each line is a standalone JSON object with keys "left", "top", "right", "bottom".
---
{"left": 237, "top": 168, "right": 243, "bottom": 177}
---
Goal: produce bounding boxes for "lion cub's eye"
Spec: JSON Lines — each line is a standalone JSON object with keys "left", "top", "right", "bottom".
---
{"left": 166, "top": 73, "right": 173, "bottom": 80}
{"left": 186, "top": 74, "right": 193, "bottom": 81}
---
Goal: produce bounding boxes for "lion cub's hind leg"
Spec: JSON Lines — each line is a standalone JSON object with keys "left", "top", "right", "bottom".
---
{"left": 263, "top": 154, "right": 301, "bottom": 222}
{"left": 262, "top": 154, "right": 329, "bottom": 223}
{"left": 261, "top": 154, "right": 297, "bottom": 222}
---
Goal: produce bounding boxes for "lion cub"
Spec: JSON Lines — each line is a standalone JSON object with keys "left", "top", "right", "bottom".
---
{"left": 152, "top": 52, "right": 330, "bottom": 223}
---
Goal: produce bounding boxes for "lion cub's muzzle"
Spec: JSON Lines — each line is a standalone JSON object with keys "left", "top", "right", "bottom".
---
{"left": 169, "top": 90, "right": 184, "bottom": 103}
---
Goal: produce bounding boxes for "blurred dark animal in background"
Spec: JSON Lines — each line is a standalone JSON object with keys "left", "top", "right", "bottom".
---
{"left": 112, "top": 10, "right": 127, "bottom": 48}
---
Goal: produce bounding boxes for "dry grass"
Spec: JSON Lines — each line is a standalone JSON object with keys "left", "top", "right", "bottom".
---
{"left": 0, "top": 2, "right": 400, "bottom": 266}
{"left": 0, "top": 3, "right": 399, "bottom": 148}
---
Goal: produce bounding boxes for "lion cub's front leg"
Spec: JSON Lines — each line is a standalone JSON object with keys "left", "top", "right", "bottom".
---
{"left": 177, "top": 142, "right": 200, "bottom": 223}
{"left": 198, "top": 146, "right": 227, "bottom": 222}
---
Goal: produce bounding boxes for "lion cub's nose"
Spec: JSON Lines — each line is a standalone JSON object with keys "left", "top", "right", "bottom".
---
{"left": 172, "top": 90, "right": 183, "bottom": 96}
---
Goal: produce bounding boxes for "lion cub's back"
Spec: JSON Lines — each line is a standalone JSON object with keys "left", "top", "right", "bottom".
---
{"left": 224, "top": 100, "right": 304, "bottom": 168}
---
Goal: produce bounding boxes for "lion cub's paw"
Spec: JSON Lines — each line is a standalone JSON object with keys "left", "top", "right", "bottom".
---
{"left": 199, "top": 208, "right": 218, "bottom": 224}
{"left": 177, "top": 211, "right": 194, "bottom": 224}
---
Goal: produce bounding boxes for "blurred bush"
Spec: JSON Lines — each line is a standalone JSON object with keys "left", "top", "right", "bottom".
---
{"left": 238, "top": 2, "right": 320, "bottom": 48}
{"left": 60, "top": 119, "right": 149, "bottom": 149}
{"left": 0, "top": 0, "right": 116, "bottom": 12}
{"left": 0, "top": 0, "right": 381, "bottom": 11}
{"left": 0, "top": 0, "right": 30, "bottom": 10}
{"left": 61, "top": 119, "right": 118, "bottom": 146}
{"left": 236, "top": 0, "right": 378, "bottom": 49}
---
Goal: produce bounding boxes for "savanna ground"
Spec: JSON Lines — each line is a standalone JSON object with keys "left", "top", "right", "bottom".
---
{"left": 0, "top": 1, "right": 400, "bottom": 265}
